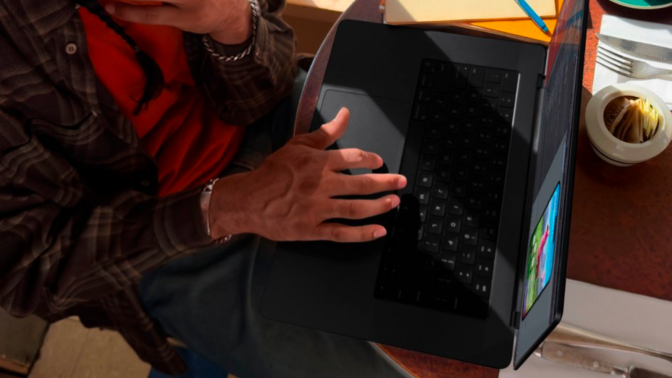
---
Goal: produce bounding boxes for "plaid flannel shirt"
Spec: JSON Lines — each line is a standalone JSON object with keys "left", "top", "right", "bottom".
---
{"left": 0, "top": 0, "right": 296, "bottom": 374}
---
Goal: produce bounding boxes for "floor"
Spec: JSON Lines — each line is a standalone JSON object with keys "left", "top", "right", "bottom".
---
{"left": 25, "top": 317, "right": 238, "bottom": 378}
{"left": 28, "top": 317, "right": 151, "bottom": 378}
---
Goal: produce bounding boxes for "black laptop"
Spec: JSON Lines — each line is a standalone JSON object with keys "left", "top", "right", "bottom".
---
{"left": 262, "top": 0, "right": 588, "bottom": 369}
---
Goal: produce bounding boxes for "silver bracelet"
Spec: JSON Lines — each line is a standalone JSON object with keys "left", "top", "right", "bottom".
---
{"left": 202, "top": 0, "right": 259, "bottom": 63}
{"left": 201, "top": 178, "right": 233, "bottom": 244}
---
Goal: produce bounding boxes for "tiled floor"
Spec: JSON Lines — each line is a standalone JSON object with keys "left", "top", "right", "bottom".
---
{"left": 29, "top": 317, "right": 151, "bottom": 378}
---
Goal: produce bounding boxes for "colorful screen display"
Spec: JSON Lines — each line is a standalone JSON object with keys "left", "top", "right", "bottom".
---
{"left": 522, "top": 183, "right": 561, "bottom": 318}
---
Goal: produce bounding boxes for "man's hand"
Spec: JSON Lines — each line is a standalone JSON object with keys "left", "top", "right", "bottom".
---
{"left": 209, "top": 108, "right": 408, "bottom": 243}
{"left": 105, "top": 0, "right": 252, "bottom": 45}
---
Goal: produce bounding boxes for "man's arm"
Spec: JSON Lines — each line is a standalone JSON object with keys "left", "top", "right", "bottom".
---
{"left": 108, "top": 0, "right": 298, "bottom": 126}
{"left": 0, "top": 110, "right": 212, "bottom": 318}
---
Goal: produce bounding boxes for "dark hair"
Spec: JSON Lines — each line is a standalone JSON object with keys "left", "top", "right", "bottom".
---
{"left": 76, "top": 0, "right": 164, "bottom": 115}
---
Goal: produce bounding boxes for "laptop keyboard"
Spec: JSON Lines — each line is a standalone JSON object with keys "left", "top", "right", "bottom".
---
{"left": 373, "top": 59, "right": 518, "bottom": 319}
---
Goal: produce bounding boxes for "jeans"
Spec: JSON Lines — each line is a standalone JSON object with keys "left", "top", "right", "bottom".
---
{"left": 139, "top": 90, "right": 413, "bottom": 378}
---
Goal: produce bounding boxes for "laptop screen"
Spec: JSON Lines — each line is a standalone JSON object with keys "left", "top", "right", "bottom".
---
{"left": 513, "top": 0, "right": 588, "bottom": 368}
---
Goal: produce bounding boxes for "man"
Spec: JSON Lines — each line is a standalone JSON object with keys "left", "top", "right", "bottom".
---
{"left": 0, "top": 0, "right": 410, "bottom": 377}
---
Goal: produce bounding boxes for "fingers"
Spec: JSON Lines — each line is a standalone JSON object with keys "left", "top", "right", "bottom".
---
{"left": 293, "top": 108, "right": 349, "bottom": 150}
{"left": 326, "top": 194, "right": 400, "bottom": 220}
{"left": 326, "top": 148, "right": 383, "bottom": 171}
{"left": 105, "top": 2, "right": 180, "bottom": 26}
{"left": 314, "top": 223, "right": 388, "bottom": 243}
{"left": 329, "top": 173, "right": 407, "bottom": 196}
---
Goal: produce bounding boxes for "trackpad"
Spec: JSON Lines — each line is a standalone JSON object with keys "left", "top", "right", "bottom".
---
{"left": 317, "top": 90, "right": 409, "bottom": 175}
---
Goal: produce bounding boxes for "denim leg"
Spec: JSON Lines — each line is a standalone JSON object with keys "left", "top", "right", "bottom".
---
{"left": 140, "top": 235, "right": 412, "bottom": 378}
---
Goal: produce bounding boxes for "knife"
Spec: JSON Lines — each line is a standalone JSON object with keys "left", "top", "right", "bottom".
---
{"left": 596, "top": 34, "right": 672, "bottom": 63}
{"left": 536, "top": 342, "right": 672, "bottom": 378}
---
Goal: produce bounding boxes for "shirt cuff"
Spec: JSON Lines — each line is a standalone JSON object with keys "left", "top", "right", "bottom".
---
{"left": 154, "top": 186, "right": 213, "bottom": 254}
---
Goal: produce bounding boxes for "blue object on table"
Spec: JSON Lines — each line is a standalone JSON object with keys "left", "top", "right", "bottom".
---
{"left": 148, "top": 348, "right": 229, "bottom": 378}
{"left": 516, "top": 0, "right": 549, "bottom": 33}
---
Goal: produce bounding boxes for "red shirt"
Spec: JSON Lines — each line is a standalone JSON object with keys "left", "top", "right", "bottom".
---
{"left": 79, "top": 6, "right": 244, "bottom": 196}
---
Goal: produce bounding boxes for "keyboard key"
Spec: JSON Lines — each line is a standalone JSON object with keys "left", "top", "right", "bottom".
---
{"left": 448, "top": 198, "right": 464, "bottom": 215}
{"left": 502, "top": 71, "right": 518, "bottom": 93}
{"left": 415, "top": 189, "right": 430, "bottom": 205}
{"left": 421, "top": 74, "right": 435, "bottom": 88}
{"left": 440, "top": 138, "right": 457, "bottom": 151}
{"left": 443, "top": 235, "right": 459, "bottom": 251}
{"left": 468, "top": 67, "right": 486, "bottom": 88}
{"left": 423, "top": 140, "right": 439, "bottom": 154}
{"left": 420, "top": 155, "right": 436, "bottom": 171}
{"left": 436, "top": 167, "right": 451, "bottom": 182}
{"left": 421, "top": 235, "right": 441, "bottom": 253}
{"left": 422, "top": 60, "right": 437, "bottom": 74}
{"left": 497, "top": 107, "right": 513, "bottom": 125}
{"left": 418, "top": 172, "right": 433, "bottom": 188}
{"left": 465, "top": 104, "right": 479, "bottom": 118}
{"left": 493, "top": 141, "right": 508, "bottom": 154}
{"left": 437, "top": 152, "right": 454, "bottom": 166}
{"left": 475, "top": 146, "right": 490, "bottom": 160}
{"left": 464, "top": 213, "right": 480, "bottom": 227}
{"left": 414, "top": 103, "right": 429, "bottom": 121}
{"left": 476, "top": 132, "right": 492, "bottom": 144}
{"left": 460, "top": 120, "right": 477, "bottom": 134}
{"left": 484, "top": 82, "right": 500, "bottom": 98}
{"left": 439, "top": 254, "right": 457, "bottom": 271}
{"left": 487, "top": 173, "right": 504, "bottom": 186}
{"left": 459, "top": 248, "right": 476, "bottom": 264}
{"left": 433, "top": 185, "right": 449, "bottom": 199}
{"left": 458, "top": 136, "right": 474, "bottom": 148}
{"left": 446, "top": 217, "right": 461, "bottom": 233}
{"left": 455, "top": 265, "right": 473, "bottom": 284}
{"left": 477, "top": 240, "right": 496, "bottom": 259}
{"left": 475, "top": 259, "right": 493, "bottom": 277}
{"left": 501, "top": 92, "right": 515, "bottom": 107}
{"left": 462, "top": 230, "right": 478, "bottom": 245}
{"left": 469, "top": 181, "right": 486, "bottom": 193}
{"left": 448, "top": 90, "right": 466, "bottom": 104}
{"left": 418, "top": 89, "right": 432, "bottom": 102}
{"left": 485, "top": 191, "right": 501, "bottom": 203}
{"left": 426, "top": 218, "right": 443, "bottom": 235}
{"left": 483, "top": 207, "right": 499, "bottom": 220}
{"left": 451, "top": 183, "right": 467, "bottom": 198}
{"left": 467, "top": 89, "right": 483, "bottom": 102}
{"left": 456, "top": 151, "right": 471, "bottom": 165}
{"left": 472, "top": 277, "right": 491, "bottom": 297}
{"left": 418, "top": 225, "right": 424, "bottom": 241}
{"left": 483, "top": 226, "right": 497, "bottom": 240}
{"left": 429, "top": 201, "right": 447, "bottom": 217}
{"left": 483, "top": 97, "right": 498, "bottom": 113}
{"left": 486, "top": 70, "right": 502, "bottom": 83}
{"left": 432, "top": 94, "right": 448, "bottom": 109}
{"left": 445, "top": 121, "right": 459, "bottom": 135}
{"left": 426, "top": 124, "right": 442, "bottom": 139}
{"left": 429, "top": 110, "right": 444, "bottom": 124}
{"left": 472, "top": 163, "right": 488, "bottom": 176}
{"left": 447, "top": 105, "right": 461, "bottom": 119}
{"left": 419, "top": 207, "right": 428, "bottom": 223}
{"left": 466, "top": 197, "right": 483, "bottom": 209}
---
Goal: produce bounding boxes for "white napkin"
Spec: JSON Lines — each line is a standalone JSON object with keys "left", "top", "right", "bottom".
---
{"left": 593, "top": 15, "right": 672, "bottom": 110}
{"left": 500, "top": 279, "right": 672, "bottom": 377}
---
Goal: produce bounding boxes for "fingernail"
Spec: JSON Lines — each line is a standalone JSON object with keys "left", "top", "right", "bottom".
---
{"left": 105, "top": 3, "right": 115, "bottom": 14}
{"left": 397, "top": 176, "right": 407, "bottom": 189}
{"left": 373, "top": 228, "right": 387, "bottom": 239}
{"left": 390, "top": 196, "right": 400, "bottom": 208}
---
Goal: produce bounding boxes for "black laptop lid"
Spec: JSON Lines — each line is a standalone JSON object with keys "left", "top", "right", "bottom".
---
{"left": 513, "top": 0, "right": 588, "bottom": 369}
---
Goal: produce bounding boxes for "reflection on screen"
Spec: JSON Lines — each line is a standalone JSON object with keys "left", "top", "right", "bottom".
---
{"left": 532, "top": 0, "right": 584, "bottom": 197}
{"left": 523, "top": 183, "right": 561, "bottom": 318}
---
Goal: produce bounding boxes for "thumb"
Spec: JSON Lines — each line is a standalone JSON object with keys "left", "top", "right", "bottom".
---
{"left": 298, "top": 108, "right": 350, "bottom": 150}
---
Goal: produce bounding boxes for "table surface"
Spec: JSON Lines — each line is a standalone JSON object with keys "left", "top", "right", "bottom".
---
{"left": 294, "top": 0, "right": 672, "bottom": 376}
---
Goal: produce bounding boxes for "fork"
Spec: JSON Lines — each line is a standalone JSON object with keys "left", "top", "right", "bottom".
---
{"left": 597, "top": 45, "right": 672, "bottom": 80}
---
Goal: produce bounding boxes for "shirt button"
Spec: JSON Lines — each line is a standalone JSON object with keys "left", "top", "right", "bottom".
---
{"left": 65, "top": 43, "right": 78, "bottom": 55}
{"left": 140, "top": 180, "right": 150, "bottom": 188}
